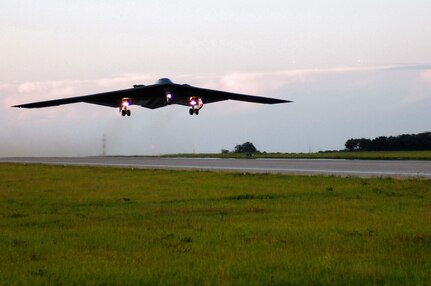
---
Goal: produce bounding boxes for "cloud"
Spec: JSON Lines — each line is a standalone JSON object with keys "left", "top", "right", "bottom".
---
{"left": 1, "top": 64, "right": 425, "bottom": 119}
{"left": 208, "top": 65, "right": 419, "bottom": 96}
{"left": 395, "top": 69, "right": 431, "bottom": 104}
{"left": 94, "top": 74, "right": 156, "bottom": 88}
{"left": 386, "top": 64, "right": 431, "bottom": 71}
{"left": 1, "top": 64, "right": 431, "bottom": 156}
{"left": 3, "top": 64, "right": 422, "bottom": 106}
{"left": 420, "top": 70, "right": 431, "bottom": 82}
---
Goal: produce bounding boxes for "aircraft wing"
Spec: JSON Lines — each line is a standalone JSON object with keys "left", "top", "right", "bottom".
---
{"left": 13, "top": 80, "right": 291, "bottom": 113}
{"left": 12, "top": 85, "right": 168, "bottom": 109}
{"left": 171, "top": 84, "right": 291, "bottom": 105}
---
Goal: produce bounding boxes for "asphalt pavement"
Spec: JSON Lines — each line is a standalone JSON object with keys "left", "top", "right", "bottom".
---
{"left": 1, "top": 157, "right": 431, "bottom": 178}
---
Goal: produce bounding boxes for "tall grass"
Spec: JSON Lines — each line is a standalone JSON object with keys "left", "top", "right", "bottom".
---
{"left": 163, "top": 150, "right": 431, "bottom": 160}
{"left": 0, "top": 164, "right": 430, "bottom": 285}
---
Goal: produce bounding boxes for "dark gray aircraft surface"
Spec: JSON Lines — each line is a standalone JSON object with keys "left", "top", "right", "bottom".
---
{"left": 13, "top": 78, "right": 291, "bottom": 116}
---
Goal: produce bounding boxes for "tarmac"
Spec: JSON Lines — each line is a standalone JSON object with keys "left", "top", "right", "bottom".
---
{"left": 1, "top": 156, "right": 431, "bottom": 178}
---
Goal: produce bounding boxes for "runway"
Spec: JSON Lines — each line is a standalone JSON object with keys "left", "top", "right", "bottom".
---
{"left": 1, "top": 156, "right": 431, "bottom": 178}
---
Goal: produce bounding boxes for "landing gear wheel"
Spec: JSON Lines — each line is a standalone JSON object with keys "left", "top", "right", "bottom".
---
{"left": 121, "top": 110, "right": 126, "bottom": 116}
{"left": 126, "top": 110, "right": 131, "bottom": 116}
{"left": 194, "top": 109, "right": 199, "bottom": 115}
{"left": 189, "top": 108, "right": 194, "bottom": 115}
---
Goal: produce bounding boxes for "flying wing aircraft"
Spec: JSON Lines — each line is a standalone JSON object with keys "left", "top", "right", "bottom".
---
{"left": 13, "top": 78, "right": 291, "bottom": 116}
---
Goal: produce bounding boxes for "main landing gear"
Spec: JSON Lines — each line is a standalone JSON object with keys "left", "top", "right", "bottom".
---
{"left": 189, "top": 108, "right": 199, "bottom": 115}
{"left": 120, "top": 97, "right": 131, "bottom": 117}
{"left": 121, "top": 109, "right": 131, "bottom": 116}
{"left": 188, "top": 96, "right": 203, "bottom": 116}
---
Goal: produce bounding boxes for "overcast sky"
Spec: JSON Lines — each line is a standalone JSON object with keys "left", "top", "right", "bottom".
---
{"left": 1, "top": 0, "right": 431, "bottom": 156}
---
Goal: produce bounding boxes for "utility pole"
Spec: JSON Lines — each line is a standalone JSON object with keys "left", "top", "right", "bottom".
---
{"left": 102, "top": 134, "right": 107, "bottom": 156}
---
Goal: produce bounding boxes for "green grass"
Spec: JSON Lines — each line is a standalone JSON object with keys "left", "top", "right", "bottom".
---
{"left": 1, "top": 164, "right": 430, "bottom": 285}
{"left": 162, "top": 150, "right": 431, "bottom": 160}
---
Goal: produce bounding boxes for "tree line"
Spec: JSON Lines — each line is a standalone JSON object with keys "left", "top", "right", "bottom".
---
{"left": 345, "top": 132, "right": 431, "bottom": 151}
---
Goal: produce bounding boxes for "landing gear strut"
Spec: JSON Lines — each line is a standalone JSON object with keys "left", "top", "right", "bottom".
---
{"left": 188, "top": 96, "right": 203, "bottom": 115}
{"left": 166, "top": 93, "right": 173, "bottom": 105}
{"left": 120, "top": 98, "right": 131, "bottom": 117}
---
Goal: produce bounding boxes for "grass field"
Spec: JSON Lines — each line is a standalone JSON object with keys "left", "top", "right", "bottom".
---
{"left": 162, "top": 150, "right": 431, "bottom": 160}
{"left": 1, "top": 164, "right": 430, "bottom": 285}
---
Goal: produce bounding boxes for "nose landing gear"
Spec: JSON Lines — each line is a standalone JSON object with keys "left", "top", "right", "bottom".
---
{"left": 166, "top": 93, "right": 173, "bottom": 105}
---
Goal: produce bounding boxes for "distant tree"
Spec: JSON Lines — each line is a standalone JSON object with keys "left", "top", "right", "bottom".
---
{"left": 345, "top": 138, "right": 372, "bottom": 151}
{"left": 372, "top": 136, "right": 388, "bottom": 151}
{"left": 221, "top": 149, "right": 230, "bottom": 154}
{"left": 345, "top": 139, "right": 360, "bottom": 151}
{"left": 358, "top": 138, "right": 372, "bottom": 151}
{"left": 234, "top": 142, "right": 259, "bottom": 153}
